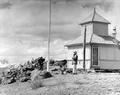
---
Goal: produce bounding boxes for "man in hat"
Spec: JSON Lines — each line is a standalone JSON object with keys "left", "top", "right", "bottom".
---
{"left": 72, "top": 51, "right": 78, "bottom": 74}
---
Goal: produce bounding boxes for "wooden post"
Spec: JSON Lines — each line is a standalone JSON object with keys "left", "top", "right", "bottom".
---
{"left": 83, "top": 26, "right": 87, "bottom": 70}
{"left": 47, "top": 0, "right": 52, "bottom": 72}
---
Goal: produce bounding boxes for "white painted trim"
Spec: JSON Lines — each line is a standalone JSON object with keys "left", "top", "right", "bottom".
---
{"left": 67, "top": 59, "right": 90, "bottom": 61}
{"left": 99, "top": 59, "right": 120, "bottom": 61}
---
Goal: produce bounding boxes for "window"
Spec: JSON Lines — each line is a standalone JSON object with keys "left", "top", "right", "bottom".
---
{"left": 92, "top": 46, "right": 98, "bottom": 65}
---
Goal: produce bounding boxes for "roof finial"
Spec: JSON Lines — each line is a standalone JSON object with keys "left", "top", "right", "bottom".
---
{"left": 92, "top": 7, "right": 96, "bottom": 21}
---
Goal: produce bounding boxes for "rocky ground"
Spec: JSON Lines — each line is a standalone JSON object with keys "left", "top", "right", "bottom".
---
{"left": 0, "top": 73, "right": 120, "bottom": 95}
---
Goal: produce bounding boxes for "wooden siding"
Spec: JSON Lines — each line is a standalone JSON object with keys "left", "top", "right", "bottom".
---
{"left": 81, "top": 23, "right": 93, "bottom": 36}
{"left": 67, "top": 60, "right": 91, "bottom": 69}
{"left": 66, "top": 45, "right": 91, "bottom": 69}
{"left": 98, "top": 45, "right": 120, "bottom": 69}
{"left": 93, "top": 23, "right": 108, "bottom": 36}
{"left": 81, "top": 23, "right": 108, "bottom": 36}
{"left": 99, "top": 45, "right": 120, "bottom": 60}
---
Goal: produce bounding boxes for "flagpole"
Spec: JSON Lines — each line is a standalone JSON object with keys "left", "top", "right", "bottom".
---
{"left": 47, "top": 0, "right": 51, "bottom": 72}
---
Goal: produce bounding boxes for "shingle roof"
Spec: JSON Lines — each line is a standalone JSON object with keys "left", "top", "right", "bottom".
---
{"left": 65, "top": 33, "right": 119, "bottom": 47}
{"left": 91, "top": 34, "right": 115, "bottom": 44}
{"left": 80, "top": 9, "right": 110, "bottom": 25}
{"left": 65, "top": 33, "right": 92, "bottom": 46}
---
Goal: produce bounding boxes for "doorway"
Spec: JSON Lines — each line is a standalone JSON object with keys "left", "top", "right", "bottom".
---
{"left": 92, "top": 45, "right": 98, "bottom": 66}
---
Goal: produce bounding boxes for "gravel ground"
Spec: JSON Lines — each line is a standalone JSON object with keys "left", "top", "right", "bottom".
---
{"left": 1, "top": 73, "right": 120, "bottom": 95}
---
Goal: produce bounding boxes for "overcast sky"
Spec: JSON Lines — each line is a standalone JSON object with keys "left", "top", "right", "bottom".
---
{"left": 0, "top": 0, "right": 119, "bottom": 65}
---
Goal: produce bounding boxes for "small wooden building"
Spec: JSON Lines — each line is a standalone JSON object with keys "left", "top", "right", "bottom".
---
{"left": 65, "top": 9, "right": 120, "bottom": 70}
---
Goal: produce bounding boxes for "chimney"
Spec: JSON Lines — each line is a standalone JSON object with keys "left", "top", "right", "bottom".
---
{"left": 112, "top": 27, "right": 117, "bottom": 38}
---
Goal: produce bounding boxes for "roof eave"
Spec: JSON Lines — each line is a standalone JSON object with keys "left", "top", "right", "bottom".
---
{"left": 65, "top": 43, "right": 118, "bottom": 47}
{"left": 79, "top": 21, "right": 111, "bottom": 25}
{"left": 64, "top": 43, "right": 90, "bottom": 47}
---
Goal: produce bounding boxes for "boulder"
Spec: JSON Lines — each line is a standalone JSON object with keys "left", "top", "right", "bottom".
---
{"left": 31, "top": 69, "right": 42, "bottom": 81}
{"left": 19, "top": 76, "right": 30, "bottom": 82}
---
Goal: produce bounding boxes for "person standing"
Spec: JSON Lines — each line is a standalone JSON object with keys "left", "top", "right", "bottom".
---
{"left": 72, "top": 51, "right": 78, "bottom": 74}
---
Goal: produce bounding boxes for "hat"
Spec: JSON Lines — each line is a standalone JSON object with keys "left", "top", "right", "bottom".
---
{"left": 74, "top": 51, "right": 77, "bottom": 54}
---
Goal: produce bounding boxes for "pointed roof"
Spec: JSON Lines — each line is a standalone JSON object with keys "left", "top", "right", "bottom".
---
{"left": 65, "top": 9, "right": 120, "bottom": 47}
{"left": 80, "top": 8, "right": 110, "bottom": 25}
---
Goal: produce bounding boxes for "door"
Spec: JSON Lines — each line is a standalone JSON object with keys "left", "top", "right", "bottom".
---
{"left": 92, "top": 45, "right": 98, "bottom": 66}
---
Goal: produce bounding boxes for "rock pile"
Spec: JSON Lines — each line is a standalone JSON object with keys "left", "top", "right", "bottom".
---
{"left": 1, "top": 57, "right": 46, "bottom": 84}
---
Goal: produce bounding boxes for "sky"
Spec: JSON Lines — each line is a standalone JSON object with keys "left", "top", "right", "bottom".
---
{"left": 0, "top": 0, "right": 119, "bottom": 65}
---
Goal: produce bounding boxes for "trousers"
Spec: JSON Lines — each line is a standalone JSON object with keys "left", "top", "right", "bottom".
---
{"left": 73, "top": 64, "right": 77, "bottom": 74}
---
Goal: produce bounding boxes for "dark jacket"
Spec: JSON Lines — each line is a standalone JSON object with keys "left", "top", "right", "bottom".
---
{"left": 72, "top": 54, "right": 78, "bottom": 65}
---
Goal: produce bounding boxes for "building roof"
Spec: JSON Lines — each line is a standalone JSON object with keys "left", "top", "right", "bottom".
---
{"left": 65, "top": 9, "right": 120, "bottom": 47}
{"left": 91, "top": 34, "right": 116, "bottom": 44}
{"left": 65, "top": 33, "right": 92, "bottom": 46}
{"left": 80, "top": 8, "right": 110, "bottom": 25}
{"left": 65, "top": 33, "right": 120, "bottom": 47}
